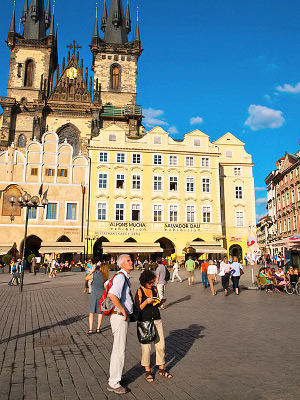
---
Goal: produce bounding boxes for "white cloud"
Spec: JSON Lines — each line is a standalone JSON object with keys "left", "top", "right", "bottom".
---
{"left": 255, "top": 187, "right": 266, "bottom": 192}
{"left": 143, "top": 108, "right": 169, "bottom": 128}
{"left": 276, "top": 82, "right": 300, "bottom": 94}
{"left": 244, "top": 105, "right": 285, "bottom": 131}
{"left": 168, "top": 126, "right": 179, "bottom": 134}
{"left": 256, "top": 197, "right": 268, "bottom": 205}
{"left": 190, "top": 116, "right": 203, "bottom": 125}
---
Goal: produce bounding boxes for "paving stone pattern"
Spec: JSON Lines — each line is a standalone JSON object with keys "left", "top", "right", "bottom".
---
{"left": 0, "top": 267, "right": 299, "bottom": 400}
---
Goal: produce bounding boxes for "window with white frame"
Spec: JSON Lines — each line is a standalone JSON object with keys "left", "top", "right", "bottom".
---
{"left": 194, "top": 139, "right": 200, "bottom": 146}
{"left": 116, "top": 174, "right": 125, "bottom": 189}
{"left": 226, "top": 150, "right": 233, "bottom": 158}
{"left": 298, "top": 187, "right": 300, "bottom": 201}
{"left": 153, "top": 204, "right": 162, "bottom": 222}
{"left": 98, "top": 173, "right": 108, "bottom": 189}
{"left": 282, "top": 194, "right": 285, "bottom": 208}
{"left": 169, "top": 176, "right": 178, "bottom": 191}
{"left": 286, "top": 192, "right": 290, "bottom": 206}
{"left": 234, "top": 167, "right": 241, "bottom": 176}
{"left": 278, "top": 198, "right": 281, "bottom": 210}
{"left": 292, "top": 190, "right": 295, "bottom": 204}
{"left": 290, "top": 171, "right": 293, "bottom": 180}
{"left": 154, "top": 136, "right": 162, "bottom": 144}
{"left": 288, "top": 218, "right": 291, "bottom": 231}
{"left": 169, "top": 155, "right": 178, "bottom": 166}
{"left": 186, "top": 205, "right": 195, "bottom": 222}
{"left": 284, "top": 219, "right": 287, "bottom": 232}
{"left": 236, "top": 211, "right": 244, "bottom": 227}
{"left": 132, "top": 153, "right": 141, "bottom": 164}
{"left": 116, "top": 153, "right": 125, "bottom": 163}
{"left": 153, "top": 176, "right": 162, "bottom": 191}
{"left": 131, "top": 204, "right": 141, "bottom": 221}
{"left": 115, "top": 203, "right": 125, "bottom": 221}
{"left": 235, "top": 186, "right": 243, "bottom": 199}
{"left": 66, "top": 203, "right": 77, "bottom": 220}
{"left": 28, "top": 206, "right": 37, "bottom": 219}
{"left": 185, "top": 156, "right": 194, "bottom": 167}
{"left": 201, "top": 157, "right": 210, "bottom": 167}
{"left": 46, "top": 203, "right": 58, "bottom": 220}
{"left": 99, "top": 152, "right": 108, "bottom": 163}
{"left": 202, "top": 206, "right": 211, "bottom": 223}
{"left": 109, "top": 134, "right": 116, "bottom": 141}
{"left": 132, "top": 174, "right": 141, "bottom": 190}
{"left": 202, "top": 178, "right": 211, "bottom": 193}
{"left": 186, "top": 176, "right": 195, "bottom": 192}
{"left": 97, "top": 203, "right": 107, "bottom": 220}
{"left": 293, "top": 215, "right": 297, "bottom": 230}
{"left": 153, "top": 154, "right": 162, "bottom": 165}
{"left": 169, "top": 204, "right": 178, "bottom": 222}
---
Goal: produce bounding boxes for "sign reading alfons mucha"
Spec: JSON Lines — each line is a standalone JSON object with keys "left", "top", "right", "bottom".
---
{"left": 66, "top": 67, "right": 78, "bottom": 80}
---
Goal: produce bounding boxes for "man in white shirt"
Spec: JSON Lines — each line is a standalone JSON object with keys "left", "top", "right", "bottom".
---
{"left": 171, "top": 260, "right": 182, "bottom": 282}
{"left": 107, "top": 254, "right": 133, "bottom": 395}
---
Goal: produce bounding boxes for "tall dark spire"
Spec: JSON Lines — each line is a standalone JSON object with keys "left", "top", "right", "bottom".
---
{"left": 125, "top": 0, "right": 131, "bottom": 34}
{"left": 104, "top": 0, "right": 128, "bottom": 44}
{"left": 135, "top": 8, "right": 140, "bottom": 42}
{"left": 22, "top": 0, "right": 29, "bottom": 26}
{"left": 101, "top": 0, "right": 108, "bottom": 32}
{"left": 45, "top": 0, "right": 51, "bottom": 29}
{"left": 23, "top": 0, "right": 47, "bottom": 40}
{"left": 9, "top": 1, "right": 16, "bottom": 34}
{"left": 48, "top": 3, "right": 55, "bottom": 37}
{"left": 92, "top": 4, "right": 100, "bottom": 46}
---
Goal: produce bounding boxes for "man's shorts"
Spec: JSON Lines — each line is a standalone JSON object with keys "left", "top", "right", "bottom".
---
{"left": 187, "top": 270, "right": 195, "bottom": 278}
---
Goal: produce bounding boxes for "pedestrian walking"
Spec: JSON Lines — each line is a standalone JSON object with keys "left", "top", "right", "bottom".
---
{"left": 135, "top": 269, "right": 172, "bottom": 383}
{"left": 207, "top": 260, "right": 218, "bottom": 295}
{"left": 31, "top": 256, "right": 37, "bottom": 275}
{"left": 86, "top": 263, "right": 109, "bottom": 334}
{"left": 155, "top": 257, "right": 167, "bottom": 309}
{"left": 200, "top": 259, "right": 209, "bottom": 288}
{"left": 185, "top": 256, "right": 195, "bottom": 286}
{"left": 171, "top": 260, "right": 182, "bottom": 282}
{"left": 231, "top": 256, "right": 244, "bottom": 295}
{"left": 107, "top": 254, "right": 134, "bottom": 395}
{"left": 219, "top": 256, "right": 231, "bottom": 295}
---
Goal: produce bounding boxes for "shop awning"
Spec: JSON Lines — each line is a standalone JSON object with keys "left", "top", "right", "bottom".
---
{"left": 40, "top": 242, "right": 85, "bottom": 254}
{"left": 102, "top": 242, "right": 163, "bottom": 254}
{"left": 185, "top": 242, "right": 227, "bottom": 254}
{"left": 0, "top": 245, "right": 12, "bottom": 255}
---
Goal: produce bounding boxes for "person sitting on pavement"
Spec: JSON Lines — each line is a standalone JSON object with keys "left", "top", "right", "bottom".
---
{"left": 135, "top": 270, "right": 171, "bottom": 383}
{"left": 258, "top": 267, "right": 273, "bottom": 292}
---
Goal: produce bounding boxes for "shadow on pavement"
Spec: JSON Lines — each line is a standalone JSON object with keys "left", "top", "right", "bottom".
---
{"left": 122, "top": 323, "right": 205, "bottom": 385}
{"left": 0, "top": 315, "right": 86, "bottom": 344}
{"left": 166, "top": 295, "right": 191, "bottom": 308}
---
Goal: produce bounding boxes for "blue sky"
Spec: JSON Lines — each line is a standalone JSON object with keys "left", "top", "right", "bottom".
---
{"left": 1, "top": 0, "right": 300, "bottom": 220}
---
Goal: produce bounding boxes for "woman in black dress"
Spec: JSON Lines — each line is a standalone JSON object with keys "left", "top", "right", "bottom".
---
{"left": 86, "top": 263, "right": 109, "bottom": 334}
{"left": 135, "top": 270, "right": 172, "bottom": 382}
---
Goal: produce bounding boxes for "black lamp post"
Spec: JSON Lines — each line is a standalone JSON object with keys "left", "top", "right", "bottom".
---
{"left": 10, "top": 192, "right": 48, "bottom": 292}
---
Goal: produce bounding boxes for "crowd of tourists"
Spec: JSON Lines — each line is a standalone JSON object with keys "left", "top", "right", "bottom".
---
{"left": 258, "top": 265, "right": 300, "bottom": 293}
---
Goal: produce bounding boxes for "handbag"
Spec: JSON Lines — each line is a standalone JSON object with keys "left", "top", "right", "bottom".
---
{"left": 240, "top": 268, "right": 244, "bottom": 276}
{"left": 218, "top": 270, "right": 225, "bottom": 277}
{"left": 137, "top": 319, "right": 157, "bottom": 344}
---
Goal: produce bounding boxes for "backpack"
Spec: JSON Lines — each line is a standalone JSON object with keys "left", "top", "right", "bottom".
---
{"left": 100, "top": 272, "right": 127, "bottom": 315}
{"left": 165, "top": 266, "right": 170, "bottom": 282}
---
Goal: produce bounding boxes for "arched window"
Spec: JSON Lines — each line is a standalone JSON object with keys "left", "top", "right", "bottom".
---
{"left": 112, "top": 65, "right": 120, "bottom": 90}
{"left": 18, "top": 134, "right": 26, "bottom": 147}
{"left": 24, "top": 60, "right": 34, "bottom": 87}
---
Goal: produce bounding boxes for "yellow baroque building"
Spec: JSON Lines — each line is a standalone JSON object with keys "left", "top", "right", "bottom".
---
{"left": 87, "top": 124, "right": 256, "bottom": 262}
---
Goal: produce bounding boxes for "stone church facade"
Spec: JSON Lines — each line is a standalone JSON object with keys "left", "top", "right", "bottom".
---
{"left": 1, "top": 0, "right": 144, "bottom": 156}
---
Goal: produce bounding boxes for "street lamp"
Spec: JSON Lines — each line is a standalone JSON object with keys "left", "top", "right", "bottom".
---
{"left": 10, "top": 192, "right": 48, "bottom": 292}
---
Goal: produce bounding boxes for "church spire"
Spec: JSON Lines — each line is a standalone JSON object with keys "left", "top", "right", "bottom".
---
{"left": 45, "top": 0, "right": 51, "bottom": 29}
{"left": 125, "top": 0, "right": 131, "bottom": 34}
{"left": 135, "top": 8, "right": 140, "bottom": 42}
{"left": 101, "top": 0, "right": 107, "bottom": 32}
{"left": 22, "top": 0, "right": 29, "bottom": 26}
{"left": 92, "top": 4, "right": 100, "bottom": 46}
{"left": 104, "top": 0, "right": 128, "bottom": 44}
{"left": 48, "top": 3, "right": 55, "bottom": 37}
{"left": 9, "top": 1, "right": 16, "bottom": 34}
{"left": 23, "top": 0, "right": 47, "bottom": 40}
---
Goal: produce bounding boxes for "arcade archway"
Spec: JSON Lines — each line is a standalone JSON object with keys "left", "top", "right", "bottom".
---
{"left": 93, "top": 236, "right": 109, "bottom": 261}
{"left": 229, "top": 244, "right": 243, "bottom": 261}
{"left": 155, "top": 237, "right": 175, "bottom": 258}
{"left": 20, "top": 235, "right": 42, "bottom": 263}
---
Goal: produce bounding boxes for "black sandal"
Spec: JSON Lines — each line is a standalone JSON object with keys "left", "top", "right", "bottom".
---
{"left": 158, "top": 369, "right": 173, "bottom": 379}
{"left": 145, "top": 371, "right": 154, "bottom": 382}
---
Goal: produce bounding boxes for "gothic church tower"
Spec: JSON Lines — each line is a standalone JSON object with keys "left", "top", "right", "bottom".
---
{"left": 91, "top": 0, "right": 143, "bottom": 136}
{"left": 1, "top": 0, "right": 57, "bottom": 147}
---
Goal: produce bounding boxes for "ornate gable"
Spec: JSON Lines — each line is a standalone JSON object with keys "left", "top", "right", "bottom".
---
{"left": 49, "top": 56, "right": 92, "bottom": 104}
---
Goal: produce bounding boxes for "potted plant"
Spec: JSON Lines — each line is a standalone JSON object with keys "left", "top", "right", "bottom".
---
{"left": 2, "top": 254, "right": 12, "bottom": 274}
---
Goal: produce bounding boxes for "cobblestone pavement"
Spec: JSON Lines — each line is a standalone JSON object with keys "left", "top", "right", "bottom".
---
{"left": 0, "top": 266, "right": 299, "bottom": 400}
